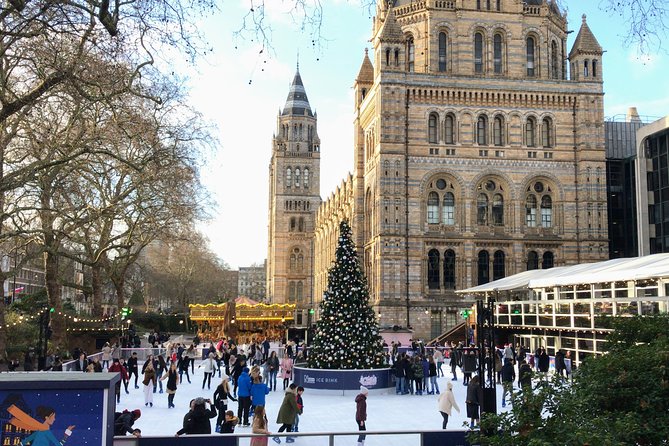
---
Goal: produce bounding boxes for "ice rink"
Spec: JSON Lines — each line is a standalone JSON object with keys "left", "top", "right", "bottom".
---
{"left": 114, "top": 358, "right": 513, "bottom": 445}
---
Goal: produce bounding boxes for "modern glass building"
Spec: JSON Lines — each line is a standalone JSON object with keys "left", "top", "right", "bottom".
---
{"left": 458, "top": 253, "right": 669, "bottom": 365}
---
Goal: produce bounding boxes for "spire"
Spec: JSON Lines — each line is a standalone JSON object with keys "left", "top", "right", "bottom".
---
{"left": 356, "top": 48, "right": 374, "bottom": 84}
{"left": 569, "top": 14, "right": 603, "bottom": 58}
{"left": 377, "top": 7, "right": 404, "bottom": 43}
{"left": 282, "top": 68, "right": 313, "bottom": 117}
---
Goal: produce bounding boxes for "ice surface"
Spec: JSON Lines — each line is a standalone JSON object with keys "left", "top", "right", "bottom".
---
{"left": 114, "top": 359, "right": 513, "bottom": 446}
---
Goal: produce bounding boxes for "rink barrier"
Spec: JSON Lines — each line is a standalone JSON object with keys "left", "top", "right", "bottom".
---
{"left": 293, "top": 366, "right": 394, "bottom": 394}
{"left": 113, "top": 429, "right": 471, "bottom": 446}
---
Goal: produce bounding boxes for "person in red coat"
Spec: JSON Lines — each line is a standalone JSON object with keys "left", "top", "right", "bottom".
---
{"left": 109, "top": 358, "right": 129, "bottom": 403}
{"left": 355, "top": 386, "right": 368, "bottom": 446}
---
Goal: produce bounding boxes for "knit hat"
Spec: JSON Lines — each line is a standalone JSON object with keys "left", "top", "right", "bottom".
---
{"left": 360, "top": 386, "right": 369, "bottom": 395}
{"left": 132, "top": 409, "right": 141, "bottom": 419}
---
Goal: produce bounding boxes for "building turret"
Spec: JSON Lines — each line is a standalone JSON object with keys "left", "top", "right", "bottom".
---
{"left": 354, "top": 48, "right": 374, "bottom": 108}
{"left": 569, "top": 14, "right": 603, "bottom": 82}
{"left": 373, "top": 6, "right": 405, "bottom": 76}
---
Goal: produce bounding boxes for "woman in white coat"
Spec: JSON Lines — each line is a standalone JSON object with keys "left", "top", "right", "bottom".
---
{"left": 437, "top": 381, "right": 460, "bottom": 429}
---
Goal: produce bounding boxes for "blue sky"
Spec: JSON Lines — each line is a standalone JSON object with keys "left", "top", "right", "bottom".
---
{"left": 187, "top": 1, "right": 669, "bottom": 269}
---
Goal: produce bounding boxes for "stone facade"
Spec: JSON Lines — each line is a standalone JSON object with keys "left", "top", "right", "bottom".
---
{"left": 238, "top": 261, "right": 267, "bottom": 302}
{"left": 268, "top": 0, "right": 609, "bottom": 340}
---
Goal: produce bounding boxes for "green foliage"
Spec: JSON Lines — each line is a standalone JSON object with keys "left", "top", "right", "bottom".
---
{"left": 308, "top": 220, "right": 385, "bottom": 369}
{"left": 128, "top": 311, "right": 186, "bottom": 333}
{"left": 469, "top": 315, "right": 669, "bottom": 445}
{"left": 9, "top": 289, "right": 48, "bottom": 313}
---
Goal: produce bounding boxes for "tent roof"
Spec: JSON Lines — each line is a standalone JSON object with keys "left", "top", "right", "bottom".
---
{"left": 235, "top": 296, "right": 260, "bottom": 306}
{"left": 458, "top": 253, "right": 669, "bottom": 294}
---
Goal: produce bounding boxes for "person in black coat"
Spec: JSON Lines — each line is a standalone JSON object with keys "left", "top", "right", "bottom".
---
{"left": 554, "top": 349, "right": 566, "bottom": 377}
{"left": 175, "top": 398, "right": 217, "bottom": 436}
{"left": 518, "top": 360, "right": 533, "bottom": 391}
{"left": 500, "top": 360, "right": 516, "bottom": 407}
{"left": 74, "top": 353, "right": 87, "bottom": 372}
{"left": 538, "top": 348, "right": 550, "bottom": 373}
{"left": 127, "top": 352, "right": 140, "bottom": 388}
{"left": 465, "top": 375, "right": 481, "bottom": 428}
{"left": 114, "top": 409, "right": 142, "bottom": 437}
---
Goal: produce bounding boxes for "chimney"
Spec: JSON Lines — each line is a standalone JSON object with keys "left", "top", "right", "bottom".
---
{"left": 626, "top": 107, "right": 641, "bottom": 123}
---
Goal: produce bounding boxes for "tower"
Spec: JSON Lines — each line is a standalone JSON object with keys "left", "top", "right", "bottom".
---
{"left": 267, "top": 67, "right": 321, "bottom": 326}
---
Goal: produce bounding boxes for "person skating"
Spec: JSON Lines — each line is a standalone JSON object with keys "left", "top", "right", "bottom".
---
{"left": 221, "top": 410, "right": 239, "bottom": 434}
{"left": 142, "top": 361, "right": 157, "bottom": 408}
{"left": 437, "top": 382, "right": 460, "bottom": 429}
{"left": 355, "top": 386, "right": 368, "bottom": 446}
{"left": 113, "top": 409, "right": 142, "bottom": 437}
{"left": 251, "top": 405, "right": 271, "bottom": 446}
{"left": 250, "top": 375, "right": 270, "bottom": 417}
{"left": 200, "top": 352, "right": 217, "bottom": 390}
{"left": 427, "top": 355, "right": 439, "bottom": 394}
{"left": 267, "top": 352, "right": 280, "bottom": 391}
{"left": 101, "top": 343, "right": 112, "bottom": 370}
{"left": 175, "top": 397, "right": 217, "bottom": 436}
{"left": 161, "top": 361, "right": 180, "bottom": 408}
{"left": 292, "top": 386, "right": 304, "bottom": 433}
{"left": 178, "top": 351, "right": 191, "bottom": 384}
{"left": 108, "top": 358, "right": 129, "bottom": 403}
{"left": 501, "top": 359, "right": 516, "bottom": 407}
{"left": 273, "top": 383, "right": 298, "bottom": 444}
{"left": 466, "top": 375, "right": 482, "bottom": 429}
{"left": 127, "top": 352, "right": 140, "bottom": 389}
{"left": 213, "top": 375, "right": 237, "bottom": 430}
{"left": 279, "top": 354, "right": 293, "bottom": 391}
{"left": 237, "top": 367, "right": 253, "bottom": 427}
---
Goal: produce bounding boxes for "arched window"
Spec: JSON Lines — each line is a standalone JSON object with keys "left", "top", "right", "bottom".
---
{"left": 428, "top": 249, "right": 440, "bottom": 289}
{"left": 527, "top": 251, "right": 539, "bottom": 270}
{"left": 493, "top": 33, "right": 503, "bottom": 74}
{"left": 526, "top": 36, "right": 536, "bottom": 76}
{"left": 477, "top": 193, "right": 489, "bottom": 225}
{"left": 298, "top": 217, "right": 304, "bottom": 232}
{"left": 297, "top": 253, "right": 304, "bottom": 271}
{"left": 385, "top": 48, "right": 391, "bottom": 66}
{"left": 541, "top": 195, "right": 553, "bottom": 228}
{"left": 428, "top": 113, "right": 438, "bottom": 143}
{"left": 584, "top": 60, "right": 589, "bottom": 77}
{"left": 438, "top": 32, "right": 448, "bottom": 72}
{"left": 493, "top": 250, "right": 505, "bottom": 280}
{"left": 474, "top": 32, "right": 484, "bottom": 73}
{"left": 477, "top": 115, "right": 488, "bottom": 145}
{"left": 286, "top": 167, "right": 292, "bottom": 187}
{"left": 526, "top": 117, "right": 536, "bottom": 147}
{"left": 394, "top": 49, "right": 400, "bottom": 66}
{"left": 551, "top": 41, "right": 559, "bottom": 79}
{"left": 478, "top": 250, "right": 490, "bottom": 285}
{"left": 592, "top": 59, "right": 598, "bottom": 77}
{"left": 476, "top": 0, "right": 481, "bottom": 9}
{"left": 407, "top": 37, "right": 415, "bottom": 72}
{"left": 444, "top": 250, "right": 456, "bottom": 290}
{"left": 294, "top": 168, "right": 301, "bottom": 187}
{"left": 496, "top": 0, "right": 501, "bottom": 11}
{"left": 296, "top": 282, "right": 303, "bottom": 302}
{"left": 493, "top": 116, "right": 504, "bottom": 146}
{"left": 444, "top": 114, "right": 455, "bottom": 144}
{"left": 427, "top": 191, "right": 439, "bottom": 224}
{"left": 492, "top": 194, "right": 504, "bottom": 225}
{"left": 304, "top": 168, "right": 309, "bottom": 188}
{"left": 289, "top": 282, "right": 296, "bottom": 302}
{"left": 442, "top": 192, "right": 455, "bottom": 225}
{"left": 542, "top": 251, "right": 554, "bottom": 269}
{"left": 525, "top": 195, "right": 537, "bottom": 227}
{"left": 290, "top": 217, "right": 296, "bottom": 232}
{"left": 542, "top": 117, "right": 553, "bottom": 147}
{"left": 290, "top": 253, "right": 297, "bottom": 271}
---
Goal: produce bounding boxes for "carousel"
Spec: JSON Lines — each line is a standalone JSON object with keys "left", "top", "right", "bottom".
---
{"left": 189, "top": 296, "right": 295, "bottom": 344}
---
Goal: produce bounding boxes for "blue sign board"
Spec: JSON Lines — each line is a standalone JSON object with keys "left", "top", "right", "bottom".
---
{"left": 293, "top": 366, "right": 393, "bottom": 391}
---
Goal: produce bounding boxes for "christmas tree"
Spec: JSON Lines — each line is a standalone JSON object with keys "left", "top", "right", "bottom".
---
{"left": 308, "top": 219, "right": 386, "bottom": 369}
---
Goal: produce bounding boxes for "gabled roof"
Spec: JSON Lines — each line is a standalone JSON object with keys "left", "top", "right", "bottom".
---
{"left": 356, "top": 48, "right": 374, "bottom": 84}
{"left": 378, "top": 7, "right": 404, "bottom": 43}
{"left": 282, "top": 68, "right": 313, "bottom": 117}
{"left": 569, "top": 14, "right": 603, "bottom": 58}
{"left": 458, "top": 253, "right": 669, "bottom": 294}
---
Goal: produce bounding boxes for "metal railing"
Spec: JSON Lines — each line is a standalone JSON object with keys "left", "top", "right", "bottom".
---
{"left": 113, "top": 429, "right": 470, "bottom": 446}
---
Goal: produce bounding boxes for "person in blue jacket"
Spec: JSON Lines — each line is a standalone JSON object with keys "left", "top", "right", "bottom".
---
{"left": 236, "top": 367, "right": 253, "bottom": 426}
{"left": 250, "top": 375, "right": 270, "bottom": 415}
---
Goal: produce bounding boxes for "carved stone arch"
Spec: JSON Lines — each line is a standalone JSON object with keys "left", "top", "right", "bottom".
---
{"left": 522, "top": 26, "right": 545, "bottom": 44}
{"left": 468, "top": 22, "right": 490, "bottom": 39}
{"left": 519, "top": 172, "right": 565, "bottom": 201}
{"left": 492, "top": 23, "right": 512, "bottom": 39}
{"left": 468, "top": 169, "right": 515, "bottom": 200}
{"left": 523, "top": 111, "right": 541, "bottom": 124}
{"left": 539, "top": 111, "right": 557, "bottom": 121}
{"left": 424, "top": 108, "right": 442, "bottom": 119}
{"left": 434, "top": 21, "right": 455, "bottom": 35}
{"left": 403, "top": 25, "right": 420, "bottom": 40}
{"left": 419, "top": 169, "right": 467, "bottom": 199}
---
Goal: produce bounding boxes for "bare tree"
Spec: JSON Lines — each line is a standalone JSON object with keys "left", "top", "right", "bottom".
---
{"left": 600, "top": 0, "right": 668, "bottom": 53}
